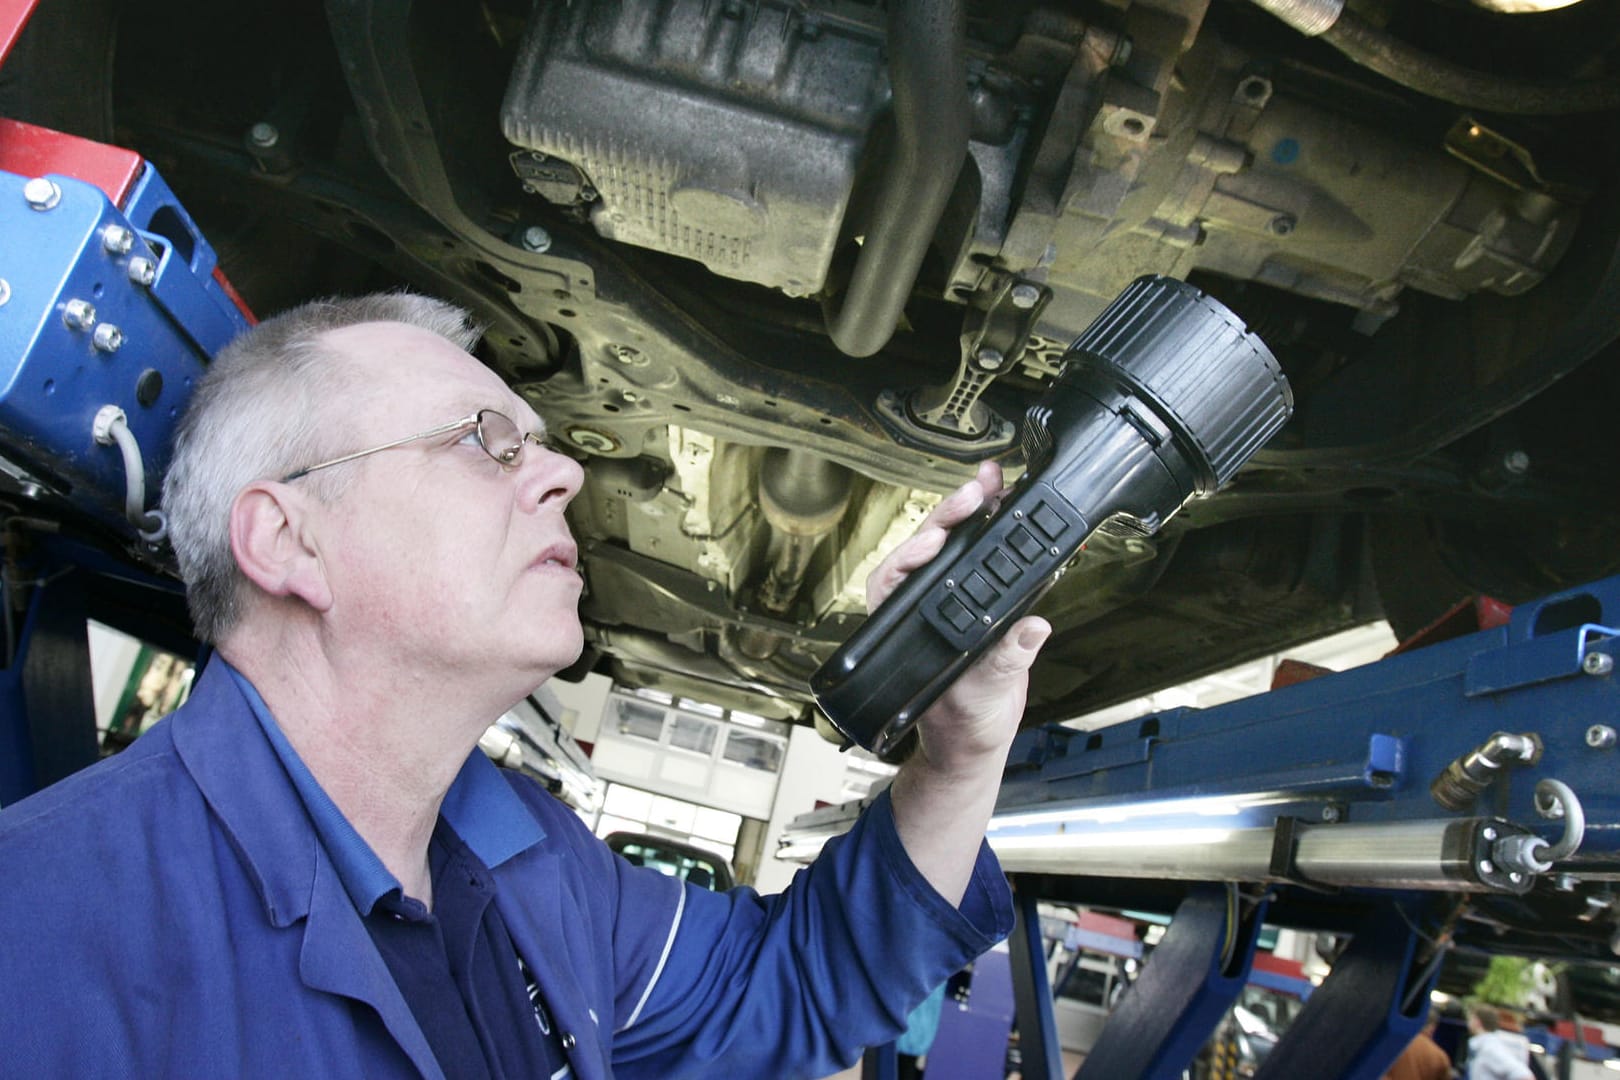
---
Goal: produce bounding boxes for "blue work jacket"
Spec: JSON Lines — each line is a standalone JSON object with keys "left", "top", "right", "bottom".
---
{"left": 0, "top": 661, "right": 1013, "bottom": 1078}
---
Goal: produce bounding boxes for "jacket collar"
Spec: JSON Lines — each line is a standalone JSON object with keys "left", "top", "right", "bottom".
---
{"left": 170, "top": 659, "right": 548, "bottom": 925}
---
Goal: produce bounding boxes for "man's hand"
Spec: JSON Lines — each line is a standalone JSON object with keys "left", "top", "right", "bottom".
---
{"left": 872, "top": 461, "right": 1051, "bottom": 906}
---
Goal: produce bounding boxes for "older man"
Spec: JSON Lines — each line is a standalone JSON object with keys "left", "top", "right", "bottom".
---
{"left": 0, "top": 294, "right": 1049, "bottom": 1079}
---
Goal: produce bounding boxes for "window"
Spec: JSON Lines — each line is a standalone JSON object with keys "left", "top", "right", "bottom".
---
{"left": 722, "top": 730, "right": 784, "bottom": 773}
{"left": 668, "top": 715, "right": 717, "bottom": 755}
{"left": 614, "top": 698, "right": 666, "bottom": 742}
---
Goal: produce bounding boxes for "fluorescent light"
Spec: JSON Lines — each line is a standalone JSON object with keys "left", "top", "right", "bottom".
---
{"left": 990, "top": 827, "right": 1236, "bottom": 852}
{"left": 990, "top": 793, "right": 1279, "bottom": 830}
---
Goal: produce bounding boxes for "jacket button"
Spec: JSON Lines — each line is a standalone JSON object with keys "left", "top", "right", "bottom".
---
{"left": 561, "top": 1032, "right": 576, "bottom": 1051}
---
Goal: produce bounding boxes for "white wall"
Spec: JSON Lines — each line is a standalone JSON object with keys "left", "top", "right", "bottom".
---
{"left": 753, "top": 725, "right": 870, "bottom": 895}
{"left": 545, "top": 671, "right": 612, "bottom": 741}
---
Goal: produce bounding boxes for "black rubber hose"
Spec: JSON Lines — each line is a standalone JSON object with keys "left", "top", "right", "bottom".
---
{"left": 1321, "top": 8, "right": 1620, "bottom": 115}
{"left": 823, "top": 0, "right": 969, "bottom": 358}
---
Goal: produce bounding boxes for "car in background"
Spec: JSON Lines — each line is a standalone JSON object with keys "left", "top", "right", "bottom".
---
{"left": 605, "top": 831, "right": 736, "bottom": 892}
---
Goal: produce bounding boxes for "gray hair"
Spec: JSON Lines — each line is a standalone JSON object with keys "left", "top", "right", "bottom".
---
{"left": 163, "top": 292, "right": 482, "bottom": 644}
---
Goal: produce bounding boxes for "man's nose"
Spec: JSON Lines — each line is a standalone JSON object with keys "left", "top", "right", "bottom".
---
{"left": 518, "top": 444, "right": 585, "bottom": 510}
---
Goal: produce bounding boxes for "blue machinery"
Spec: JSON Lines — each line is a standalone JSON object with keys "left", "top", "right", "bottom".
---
{"left": 789, "top": 578, "right": 1620, "bottom": 1078}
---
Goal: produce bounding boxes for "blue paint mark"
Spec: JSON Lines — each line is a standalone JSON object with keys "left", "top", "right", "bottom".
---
{"left": 1272, "top": 137, "right": 1301, "bottom": 165}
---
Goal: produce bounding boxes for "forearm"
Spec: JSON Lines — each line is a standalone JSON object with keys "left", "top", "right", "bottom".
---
{"left": 889, "top": 744, "right": 1010, "bottom": 908}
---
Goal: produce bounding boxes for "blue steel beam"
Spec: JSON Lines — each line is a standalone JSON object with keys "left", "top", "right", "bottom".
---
{"left": 1008, "top": 884, "right": 1064, "bottom": 1080}
{"left": 1074, "top": 885, "right": 1267, "bottom": 1079}
{"left": 993, "top": 575, "right": 1620, "bottom": 878}
{"left": 1252, "top": 898, "right": 1441, "bottom": 1080}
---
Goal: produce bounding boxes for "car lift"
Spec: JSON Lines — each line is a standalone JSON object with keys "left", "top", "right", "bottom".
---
{"left": 0, "top": 3, "right": 255, "bottom": 802}
{"left": 786, "top": 575, "right": 1620, "bottom": 1079}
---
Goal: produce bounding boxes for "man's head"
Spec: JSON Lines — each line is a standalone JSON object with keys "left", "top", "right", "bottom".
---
{"left": 164, "top": 293, "right": 585, "bottom": 693}
{"left": 1469, "top": 1002, "right": 1502, "bottom": 1033}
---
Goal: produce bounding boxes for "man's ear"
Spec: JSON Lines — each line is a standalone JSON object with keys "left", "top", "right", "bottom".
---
{"left": 229, "top": 482, "right": 334, "bottom": 613}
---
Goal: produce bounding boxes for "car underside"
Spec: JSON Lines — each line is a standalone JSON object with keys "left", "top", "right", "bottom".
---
{"left": 5, "top": 0, "right": 1620, "bottom": 734}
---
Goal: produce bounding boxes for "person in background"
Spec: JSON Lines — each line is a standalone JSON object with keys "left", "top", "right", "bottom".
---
{"left": 1467, "top": 1003, "right": 1535, "bottom": 1080}
{"left": 1384, "top": 1010, "right": 1453, "bottom": 1080}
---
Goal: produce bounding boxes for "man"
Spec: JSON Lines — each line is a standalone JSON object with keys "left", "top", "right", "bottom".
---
{"left": 1384, "top": 1011, "right": 1452, "bottom": 1080}
{"left": 0, "top": 294, "right": 1050, "bottom": 1078}
{"left": 1467, "top": 1003, "right": 1534, "bottom": 1080}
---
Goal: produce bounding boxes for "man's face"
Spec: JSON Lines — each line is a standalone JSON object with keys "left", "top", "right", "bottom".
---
{"left": 306, "top": 321, "right": 585, "bottom": 699}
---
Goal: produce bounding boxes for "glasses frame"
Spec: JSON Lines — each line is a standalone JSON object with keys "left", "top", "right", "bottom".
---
{"left": 280, "top": 409, "right": 545, "bottom": 482}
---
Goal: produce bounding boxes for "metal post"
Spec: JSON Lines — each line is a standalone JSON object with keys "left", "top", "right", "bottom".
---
{"left": 1008, "top": 881, "right": 1064, "bottom": 1080}
{"left": 861, "top": 1041, "right": 898, "bottom": 1080}
{"left": 1076, "top": 885, "right": 1267, "bottom": 1079}
{"left": 1252, "top": 899, "right": 1438, "bottom": 1079}
{"left": 19, "top": 571, "right": 98, "bottom": 793}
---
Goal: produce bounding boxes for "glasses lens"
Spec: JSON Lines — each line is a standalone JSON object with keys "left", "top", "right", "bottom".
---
{"left": 478, "top": 411, "right": 525, "bottom": 466}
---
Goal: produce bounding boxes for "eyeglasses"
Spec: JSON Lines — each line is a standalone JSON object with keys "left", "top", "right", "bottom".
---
{"left": 281, "top": 409, "right": 546, "bottom": 482}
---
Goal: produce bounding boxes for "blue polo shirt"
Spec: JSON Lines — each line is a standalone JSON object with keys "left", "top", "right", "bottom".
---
{"left": 229, "top": 665, "right": 570, "bottom": 1078}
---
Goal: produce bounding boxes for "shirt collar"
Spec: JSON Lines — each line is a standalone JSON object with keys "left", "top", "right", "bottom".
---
{"left": 224, "top": 663, "right": 546, "bottom": 914}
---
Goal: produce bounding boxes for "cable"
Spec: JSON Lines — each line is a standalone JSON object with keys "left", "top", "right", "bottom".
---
{"left": 1535, "top": 777, "right": 1586, "bottom": 861}
{"left": 91, "top": 406, "right": 167, "bottom": 543}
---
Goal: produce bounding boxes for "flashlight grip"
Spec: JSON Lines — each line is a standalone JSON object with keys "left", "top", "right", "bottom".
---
{"left": 811, "top": 276, "right": 1292, "bottom": 756}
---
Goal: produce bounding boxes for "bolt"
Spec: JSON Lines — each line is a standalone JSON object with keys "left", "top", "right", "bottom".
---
{"left": 1321, "top": 805, "right": 1340, "bottom": 823}
{"left": 981, "top": 615, "right": 992, "bottom": 625}
{"left": 1268, "top": 214, "right": 1296, "bottom": 236}
{"left": 1509, "top": 871, "right": 1524, "bottom": 884}
{"left": 1483, "top": 826, "right": 1498, "bottom": 841}
{"left": 1503, "top": 449, "right": 1530, "bottom": 475}
{"left": 945, "top": 579, "right": 956, "bottom": 589}
{"left": 1584, "top": 652, "right": 1614, "bottom": 676}
{"left": 62, "top": 299, "right": 96, "bottom": 330}
{"left": 1588, "top": 724, "right": 1617, "bottom": 748}
{"left": 248, "top": 122, "right": 280, "bottom": 149}
{"left": 1009, "top": 283, "right": 1041, "bottom": 309}
{"left": 1555, "top": 873, "right": 1579, "bottom": 892}
{"left": 92, "top": 323, "right": 124, "bottom": 353}
{"left": 23, "top": 177, "right": 61, "bottom": 211}
{"left": 975, "top": 346, "right": 1005, "bottom": 371}
{"left": 0, "top": 279, "right": 9, "bottom": 307}
{"left": 127, "top": 256, "right": 157, "bottom": 287}
{"left": 1479, "top": 860, "right": 1496, "bottom": 876}
{"left": 520, "top": 226, "right": 552, "bottom": 253}
{"left": 622, "top": 390, "right": 639, "bottom": 403}
{"left": 102, "top": 225, "right": 136, "bottom": 255}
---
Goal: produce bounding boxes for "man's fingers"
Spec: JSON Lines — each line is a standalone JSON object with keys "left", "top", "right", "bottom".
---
{"left": 868, "top": 462, "right": 1009, "bottom": 612}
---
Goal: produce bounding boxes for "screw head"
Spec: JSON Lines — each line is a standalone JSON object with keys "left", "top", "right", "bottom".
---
{"left": 520, "top": 225, "right": 552, "bottom": 253}
{"left": 1268, "top": 214, "right": 1296, "bottom": 236}
{"left": 1509, "top": 871, "right": 1524, "bottom": 884}
{"left": 1483, "top": 826, "right": 1498, "bottom": 841}
{"left": 92, "top": 323, "right": 124, "bottom": 353}
{"left": 102, "top": 225, "right": 136, "bottom": 255}
{"left": 1479, "top": 859, "right": 1496, "bottom": 876}
{"left": 1009, "top": 283, "right": 1041, "bottom": 309}
{"left": 1503, "top": 449, "right": 1530, "bottom": 475}
{"left": 1583, "top": 652, "right": 1614, "bottom": 677}
{"left": 975, "top": 346, "right": 1005, "bottom": 371}
{"left": 23, "top": 177, "right": 62, "bottom": 211}
{"left": 128, "top": 256, "right": 157, "bottom": 286}
{"left": 62, "top": 299, "right": 96, "bottom": 330}
{"left": 248, "top": 122, "right": 280, "bottom": 149}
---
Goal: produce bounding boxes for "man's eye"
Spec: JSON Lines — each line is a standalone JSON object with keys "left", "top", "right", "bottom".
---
{"left": 456, "top": 428, "right": 483, "bottom": 447}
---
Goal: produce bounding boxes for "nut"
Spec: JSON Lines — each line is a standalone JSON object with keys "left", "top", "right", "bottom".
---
{"left": 102, "top": 225, "right": 136, "bottom": 255}
{"left": 23, "top": 177, "right": 62, "bottom": 211}
{"left": 520, "top": 226, "right": 552, "bottom": 253}
{"left": 92, "top": 323, "right": 124, "bottom": 353}
{"left": 62, "top": 299, "right": 96, "bottom": 330}
{"left": 1009, "top": 283, "right": 1041, "bottom": 309}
